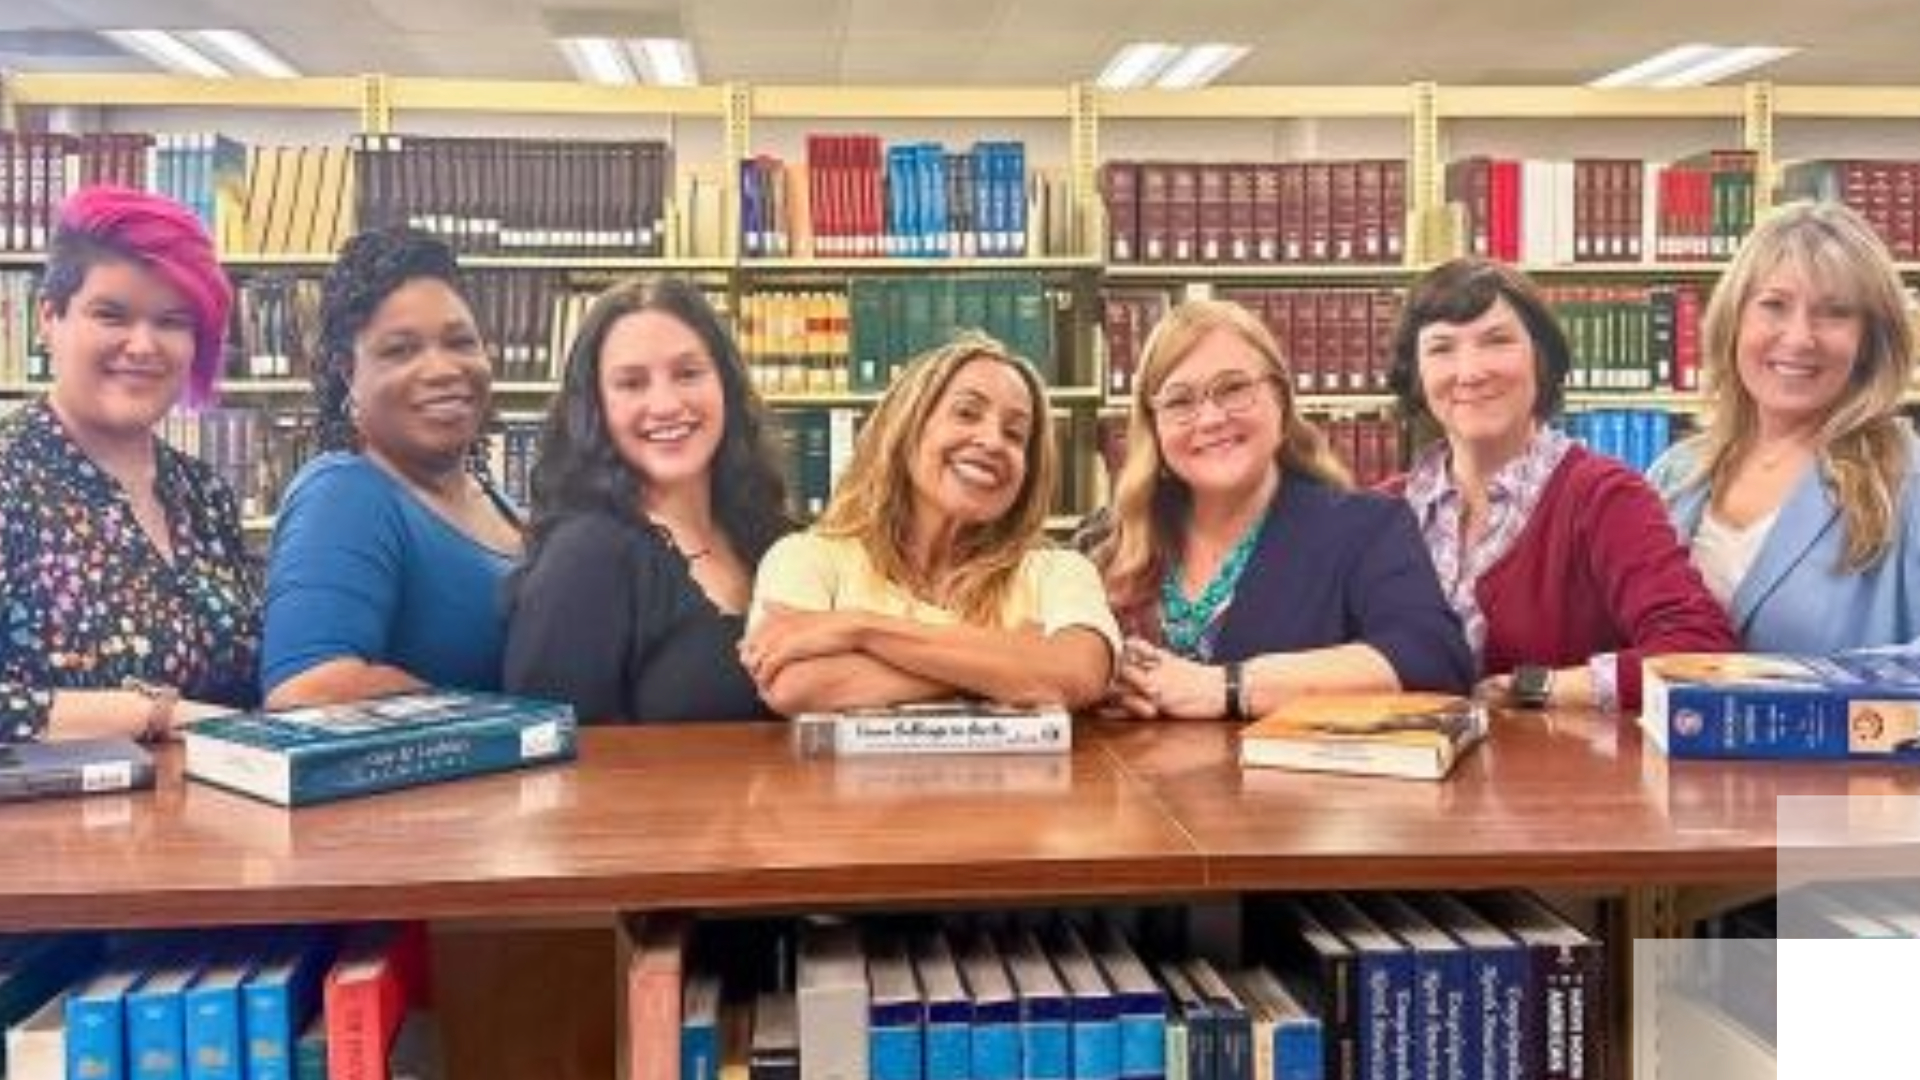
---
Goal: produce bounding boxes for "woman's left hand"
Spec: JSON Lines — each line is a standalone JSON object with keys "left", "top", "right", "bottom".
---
{"left": 738, "top": 604, "right": 867, "bottom": 684}
{"left": 1114, "top": 638, "right": 1229, "bottom": 720}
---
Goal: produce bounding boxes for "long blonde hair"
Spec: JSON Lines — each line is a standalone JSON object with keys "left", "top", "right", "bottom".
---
{"left": 814, "top": 334, "right": 1058, "bottom": 626}
{"left": 1091, "top": 298, "right": 1352, "bottom": 614}
{"left": 1681, "top": 201, "right": 1916, "bottom": 570}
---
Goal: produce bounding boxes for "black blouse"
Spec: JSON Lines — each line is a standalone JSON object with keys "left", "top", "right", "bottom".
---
{"left": 0, "top": 399, "right": 261, "bottom": 740}
{"left": 504, "top": 511, "right": 769, "bottom": 723}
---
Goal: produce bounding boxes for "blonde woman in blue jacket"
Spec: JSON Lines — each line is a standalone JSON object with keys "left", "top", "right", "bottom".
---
{"left": 1650, "top": 201, "right": 1920, "bottom": 654}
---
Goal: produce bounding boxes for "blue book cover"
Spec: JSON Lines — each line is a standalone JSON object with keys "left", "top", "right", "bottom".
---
{"left": 128, "top": 947, "right": 203, "bottom": 1080}
{"left": 182, "top": 689, "right": 577, "bottom": 806}
{"left": 67, "top": 957, "right": 149, "bottom": 1080}
{"left": 0, "top": 738, "right": 154, "bottom": 802}
{"left": 911, "top": 932, "right": 972, "bottom": 1080}
{"left": 1361, "top": 896, "right": 1469, "bottom": 1080}
{"left": 960, "top": 931, "right": 1019, "bottom": 1080}
{"left": 1152, "top": 962, "right": 1210, "bottom": 1080}
{"left": 1182, "top": 960, "right": 1247, "bottom": 1080}
{"left": 1415, "top": 895, "right": 1525, "bottom": 1080}
{"left": 1642, "top": 650, "right": 1920, "bottom": 760}
{"left": 1001, "top": 143, "right": 1028, "bottom": 257}
{"left": 1466, "top": 893, "right": 1602, "bottom": 1080}
{"left": 1227, "top": 968, "right": 1323, "bottom": 1080}
{"left": 243, "top": 930, "right": 336, "bottom": 1080}
{"left": 1310, "top": 896, "right": 1412, "bottom": 1080}
{"left": 869, "top": 934, "right": 926, "bottom": 1080}
{"left": 682, "top": 970, "right": 723, "bottom": 1080}
{"left": 1004, "top": 930, "right": 1069, "bottom": 1080}
{"left": 1046, "top": 925, "right": 1118, "bottom": 1080}
{"left": 185, "top": 951, "right": 257, "bottom": 1080}
{"left": 1254, "top": 898, "right": 1354, "bottom": 1080}
{"left": 1089, "top": 925, "right": 1164, "bottom": 1080}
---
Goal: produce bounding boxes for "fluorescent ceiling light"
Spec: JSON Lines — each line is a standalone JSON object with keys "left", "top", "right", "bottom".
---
{"left": 557, "top": 36, "right": 637, "bottom": 85}
{"left": 187, "top": 30, "right": 299, "bottom": 78}
{"left": 100, "top": 29, "right": 228, "bottom": 78}
{"left": 626, "top": 38, "right": 699, "bottom": 87}
{"left": 1155, "top": 43, "right": 1249, "bottom": 89}
{"left": 1098, "top": 43, "right": 1179, "bottom": 89}
{"left": 1591, "top": 43, "right": 1797, "bottom": 88}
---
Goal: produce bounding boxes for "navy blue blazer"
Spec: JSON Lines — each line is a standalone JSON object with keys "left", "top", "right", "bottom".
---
{"left": 1215, "top": 471, "right": 1474, "bottom": 693}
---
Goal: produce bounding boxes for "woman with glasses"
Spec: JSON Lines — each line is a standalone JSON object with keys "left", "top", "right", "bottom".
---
{"left": 741, "top": 334, "right": 1118, "bottom": 714}
{"left": 1084, "top": 298, "right": 1471, "bottom": 721}
{"left": 1386, "top": 258, "right": 1734, "bottom": 711}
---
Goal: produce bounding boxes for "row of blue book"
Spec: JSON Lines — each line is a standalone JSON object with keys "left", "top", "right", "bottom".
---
{"left": 627, "top": 890, "right": 1604, "bottom": 1080}
{"left": 0, "top": 922, "right": 435, "bottom": 1080}
{"left": 1561, "top": 408, "right": 1677, "bottom": 476}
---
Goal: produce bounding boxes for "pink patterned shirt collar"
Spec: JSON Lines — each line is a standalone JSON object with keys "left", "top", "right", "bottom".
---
{"left": 1404, "top": 427, "right": 1573, "bottom": 658}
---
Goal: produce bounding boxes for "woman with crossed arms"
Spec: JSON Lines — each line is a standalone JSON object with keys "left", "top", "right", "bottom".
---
{"left": 741, "top": 335, "right": 1118, "bottom": 714}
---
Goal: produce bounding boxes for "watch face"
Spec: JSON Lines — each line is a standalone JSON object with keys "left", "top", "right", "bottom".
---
{"left": 1511, "top": 665, "right": 1553, "bottom": 707}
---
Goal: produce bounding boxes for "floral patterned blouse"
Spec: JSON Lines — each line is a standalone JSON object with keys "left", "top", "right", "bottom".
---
{"left": 0, "top": 399, "right": 261, "bottom": 741}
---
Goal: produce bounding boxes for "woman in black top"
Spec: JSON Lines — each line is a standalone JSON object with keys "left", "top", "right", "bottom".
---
{"left": 504, "top": 278, "right": 792, "bottom": 722}
{"left": 0, "top": 186, "right": 257, "bottom": 742}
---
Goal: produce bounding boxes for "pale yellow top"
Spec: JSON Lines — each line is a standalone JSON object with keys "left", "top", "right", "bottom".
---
{"left": 751, "top": 532, "right": 1122, "bottom": 657}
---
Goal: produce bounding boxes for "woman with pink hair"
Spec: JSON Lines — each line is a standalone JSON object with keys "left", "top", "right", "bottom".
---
{"left": 0, "top": 185, "right": 259, "bottom": 743}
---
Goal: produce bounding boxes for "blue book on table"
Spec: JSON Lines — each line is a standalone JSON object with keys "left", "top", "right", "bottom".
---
{"left": 183, "top": 689, "right": 576, "bottom": 806}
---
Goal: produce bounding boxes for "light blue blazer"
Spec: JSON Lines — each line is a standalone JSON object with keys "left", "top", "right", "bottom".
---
{"left": 1649, "top": 432, "right": 1920, "bottom": 654}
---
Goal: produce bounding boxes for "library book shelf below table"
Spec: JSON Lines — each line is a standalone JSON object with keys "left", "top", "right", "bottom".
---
{"left": 5, "top": 713, "right": 1902, "bottom": 1078}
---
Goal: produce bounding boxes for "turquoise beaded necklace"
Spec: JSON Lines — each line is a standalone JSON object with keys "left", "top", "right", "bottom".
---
{"left": 1159, "top": 519, "right": 1264, "bottom": 658}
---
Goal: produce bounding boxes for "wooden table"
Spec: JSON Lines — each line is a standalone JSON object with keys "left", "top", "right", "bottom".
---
{"left": 12, "top": 710, "right": 1910, "bottom": 1079}
{"left": 7, "top": 710, "right": 1917, "bottom": 931}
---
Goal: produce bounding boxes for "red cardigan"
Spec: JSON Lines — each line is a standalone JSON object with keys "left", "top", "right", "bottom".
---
{"left": 1390, "top": 445, "right": 1737, "bottom": 709}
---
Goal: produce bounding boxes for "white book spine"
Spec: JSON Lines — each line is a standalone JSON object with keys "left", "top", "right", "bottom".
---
{"left": 794, "top": 709, "right": 1071, "bottom": 756}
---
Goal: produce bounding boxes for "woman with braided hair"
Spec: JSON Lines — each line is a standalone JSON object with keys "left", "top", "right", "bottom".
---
{"left": 262, "top": 226, "right": 522, "bottom": 705}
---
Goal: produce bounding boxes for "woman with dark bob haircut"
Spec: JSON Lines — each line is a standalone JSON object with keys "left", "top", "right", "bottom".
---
{"left": 505, "top": 277, "right": 793, "bottom": 722}
{"left": 0, "top": 186, "right": 258, "bottom": 742}
{"left": 263, "top": 227, "right": 523, "bottom": 705}
{"left": 1385, "top": 257, "right": 1734, "bottom": 711}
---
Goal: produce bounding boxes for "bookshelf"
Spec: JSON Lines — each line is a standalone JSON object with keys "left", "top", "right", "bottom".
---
{"left": 0, "top": 712, "right": 1863, "bottom": 1079}
{"left": 4, "top": 73, "right": 1920, "bottom": 516}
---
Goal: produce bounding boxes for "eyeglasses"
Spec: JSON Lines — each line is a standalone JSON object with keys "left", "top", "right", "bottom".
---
{"left": 1151, "top": 372, "right": 1277, "bottom": 427}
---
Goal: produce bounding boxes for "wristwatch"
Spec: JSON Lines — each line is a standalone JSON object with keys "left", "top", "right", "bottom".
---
{"left": 1509, "top": 664, "right": 1555, "bottom": 709}
{"left": 123, "top": 676, "right": 181, "bottom": 742}
{"left": 1224, "top": 661, "right": 1248, "bottom": 721}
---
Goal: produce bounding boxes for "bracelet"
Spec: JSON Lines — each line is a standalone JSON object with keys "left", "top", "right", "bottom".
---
{"left": 1224, "top": 661, "right": 1247, "bottom": 721}
{"left": 122, "top": 677, "right": 180, "bottom": 743}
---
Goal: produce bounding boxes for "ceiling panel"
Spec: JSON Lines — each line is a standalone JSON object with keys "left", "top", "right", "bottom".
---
{"left": 9, "top": 0, "right": 1920, "bottom": 86}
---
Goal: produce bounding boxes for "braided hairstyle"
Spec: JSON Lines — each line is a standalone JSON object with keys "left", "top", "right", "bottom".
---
{"left": 312, "top": 226, "right": 482, "bottom": 458}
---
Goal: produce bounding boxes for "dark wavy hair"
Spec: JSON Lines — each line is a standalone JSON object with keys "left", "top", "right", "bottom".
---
{"left": 44, "top": 185, "right": 232, "bottom": 407}
{"left": 1388, "top": 256, "right": 1572, "bottom": 430}
{"left": 520, "top": 276, "right": 793, "bottom": 566}
{"left": 312, "top": 226, "right": 477, "bottom": 454}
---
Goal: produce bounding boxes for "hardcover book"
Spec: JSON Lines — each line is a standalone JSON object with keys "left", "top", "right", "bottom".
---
{"left": 1641, "top": 651, "right": 1920, "bottom": 760}
{"left": 793, "top": 702, "right": 1071, "bottom": 757}
{"left": 0, "top": 738, "right": 154, "bottom": 802}
{"left": 183, "top": 689, "right": 576, "bottom": 807}
{"left": 1238, "top": 694, "right": 1488, "bottom": 781}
